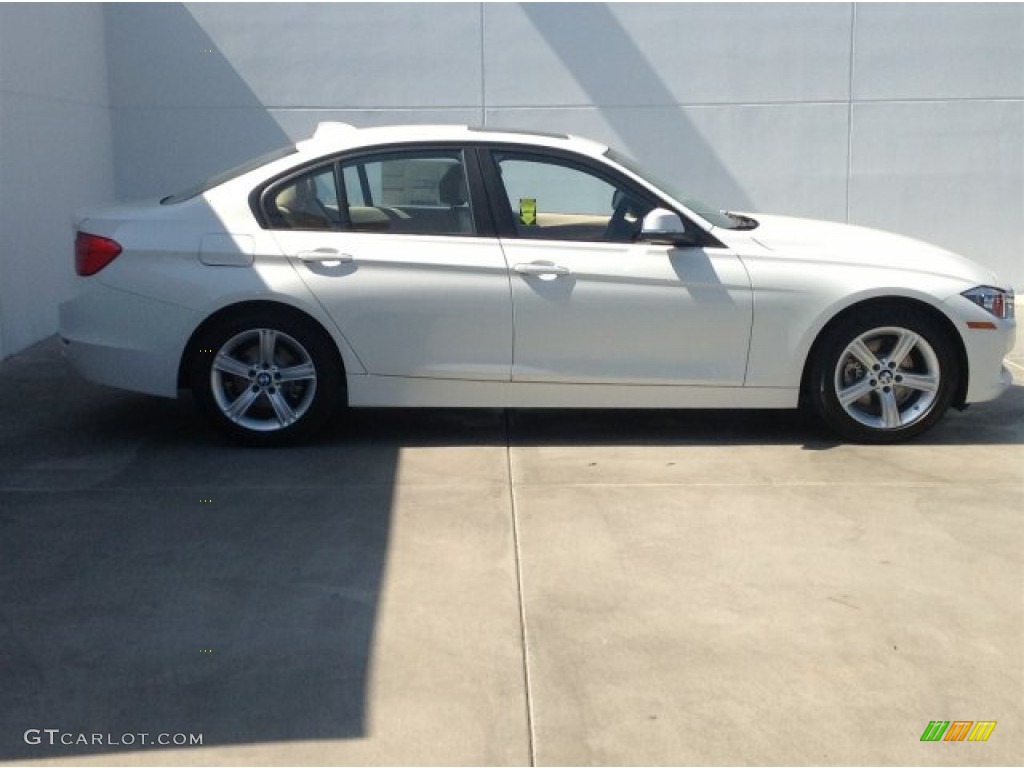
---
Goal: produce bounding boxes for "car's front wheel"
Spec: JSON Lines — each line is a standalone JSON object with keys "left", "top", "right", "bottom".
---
{"left": 190, "top": 310, "right": 343, "bottom": 445}
{"left": 809, "top": 307, "right": 958, "bottom": 443}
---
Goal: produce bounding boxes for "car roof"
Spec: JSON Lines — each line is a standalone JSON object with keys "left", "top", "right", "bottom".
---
{"left": 295, "top": 121, "right": 610, "bottom": 158}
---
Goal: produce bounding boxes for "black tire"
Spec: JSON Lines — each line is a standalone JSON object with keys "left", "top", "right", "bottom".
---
{"left": 190, "top": 310, "right": 344, "bottom": 446}
{"left": 808, "top": 306, "right": 958, "bottom": 443}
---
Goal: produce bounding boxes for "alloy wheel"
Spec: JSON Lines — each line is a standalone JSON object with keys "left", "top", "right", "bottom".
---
{"left": 210, "top": 328, "right": 318, "bottom": 432}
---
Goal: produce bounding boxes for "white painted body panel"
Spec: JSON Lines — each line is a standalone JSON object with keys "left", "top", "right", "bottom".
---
{"left": 346, "top": 375, "right": 793, "bottom": 409}
{"left": 270, "top": 230, "right": 513, "bottom": 381}
{"left": 716, "top": 215, "right": 1011, "bottom": 390}
{"left": 501, "top": 239, "right": 752, "bottom": 385}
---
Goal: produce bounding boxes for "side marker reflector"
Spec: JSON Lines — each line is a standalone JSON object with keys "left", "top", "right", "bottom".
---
{"left": 966, "top": 321, "right": 998, "bottom": 330}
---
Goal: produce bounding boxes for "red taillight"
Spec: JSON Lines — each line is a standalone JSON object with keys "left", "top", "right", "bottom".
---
{"left": 75, "top": 232, "right": 122, "bottom": 276}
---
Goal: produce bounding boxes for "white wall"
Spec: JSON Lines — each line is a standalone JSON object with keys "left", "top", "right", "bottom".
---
{"left": 105, "top": 2, "right": 485, "bottom": 199}
{"left": 1, "top": 3, "right": 1020, "bottom": 359}
{"left": 479, "top": 3, "right": 1023, "bottom": 293}
{"left": 107, "top": 2, "right": 1022, "bottom": 299}
{"left": 0, "top": 3, "right": 114, "bottom": 360}
{"left": 847, "top": 5, "right": 1023, "bottom": 274}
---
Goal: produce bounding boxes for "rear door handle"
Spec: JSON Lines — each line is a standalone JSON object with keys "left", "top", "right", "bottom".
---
{"left": 513, "top": 263, "right": 571, "bottom": 278}
{"left": 297, "top": 248, "right": 353, "bottom": 265}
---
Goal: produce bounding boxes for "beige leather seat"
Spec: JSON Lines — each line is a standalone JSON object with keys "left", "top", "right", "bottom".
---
{"left": 275, "top": 177, "right": 332, "bottom": 229}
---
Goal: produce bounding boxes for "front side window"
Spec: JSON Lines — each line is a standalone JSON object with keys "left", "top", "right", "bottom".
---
{"left": 339, "top": 150, "right": 475, "bottom": 235}
{"left": 494, "top": 152, "right": 654, "bottom": 242}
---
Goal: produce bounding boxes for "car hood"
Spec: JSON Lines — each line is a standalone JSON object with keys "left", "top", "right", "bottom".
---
{"left": 728, "top": 214, "right": 1000, "bottom": 286}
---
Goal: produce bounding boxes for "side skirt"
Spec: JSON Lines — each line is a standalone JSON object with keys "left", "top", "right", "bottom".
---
{"left": 346, "top": 375, "right": 798, "bottom": 409}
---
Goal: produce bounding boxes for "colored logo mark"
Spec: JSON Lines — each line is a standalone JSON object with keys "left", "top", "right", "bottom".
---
{"left": 519, "top": 198, "right": 537, "bottom": 227}
{"left": 921, "top": 721, "right": 996, "bottom": 742}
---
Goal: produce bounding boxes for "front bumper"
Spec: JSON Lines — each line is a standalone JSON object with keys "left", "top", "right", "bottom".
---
{"left": 949, "top": 295, "right": 1016, "bottom": 404}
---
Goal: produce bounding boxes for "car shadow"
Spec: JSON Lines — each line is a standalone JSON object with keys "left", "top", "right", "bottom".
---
{"left": 339, "top": 382, "right": 1023, "bottom": 450}
{"left": 516, "top": 387, "right": 1023, "bottom": 449}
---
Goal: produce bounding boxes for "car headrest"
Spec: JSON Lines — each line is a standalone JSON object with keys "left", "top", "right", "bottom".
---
{"left": 438, "top": 164, "right": 468, "bottom": 206}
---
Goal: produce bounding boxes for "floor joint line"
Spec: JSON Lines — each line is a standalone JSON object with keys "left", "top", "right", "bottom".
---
{"left": 505, "top": 409, "right": 537, "bottom": 766}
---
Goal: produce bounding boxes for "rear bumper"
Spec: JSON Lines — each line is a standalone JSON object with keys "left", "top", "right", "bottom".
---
{"left": 58, "top": 282, "right": 196, "bottom": 398}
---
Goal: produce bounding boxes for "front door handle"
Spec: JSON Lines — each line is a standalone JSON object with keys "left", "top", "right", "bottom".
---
{"left": 297, "top": 248, "right": 353, "bottom": 265}
{"left": 513, "top": 263, "right": 571, "bottom": 278}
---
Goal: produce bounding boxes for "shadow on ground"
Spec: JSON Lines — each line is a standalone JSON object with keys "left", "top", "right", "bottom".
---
{"left": 1, "top": 341, "right": 416, "bottom": 758}
{"left": 0, "top": 338, "right": 1020, "bottom": 759}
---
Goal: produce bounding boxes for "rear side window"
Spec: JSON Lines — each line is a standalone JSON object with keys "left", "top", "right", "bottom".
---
{"left": 339, "top": 150, "right": 475, "bottom": 236}
{"left": 262, "top": 149, "right": 477, "bottom": 236}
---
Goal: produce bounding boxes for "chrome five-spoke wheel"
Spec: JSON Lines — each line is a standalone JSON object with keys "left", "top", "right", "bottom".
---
{"left": 211, "top": 328, "right": 317, "bottom": 432}
{"left": 810, "top": 307, "right": 957, "bottom": 443}
{"left": 191, "top": 311, "right": 343, "bottom": 445}
{"left": 834, "top": 326, "right": 940, "bottom": 430}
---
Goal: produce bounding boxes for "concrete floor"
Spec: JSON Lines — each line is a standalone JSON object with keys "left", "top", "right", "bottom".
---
{"left": 1, "top": 338, "right": 1021, "bottom": 766}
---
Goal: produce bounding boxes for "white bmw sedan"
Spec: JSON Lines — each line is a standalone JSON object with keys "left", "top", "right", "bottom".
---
{"left": 60, "top": 123, "right": 1015, "bottom": 445}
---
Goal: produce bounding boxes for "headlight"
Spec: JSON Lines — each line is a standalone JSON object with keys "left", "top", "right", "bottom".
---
{"left": 962, "top": 286, "right": 1015, "bottom": 320}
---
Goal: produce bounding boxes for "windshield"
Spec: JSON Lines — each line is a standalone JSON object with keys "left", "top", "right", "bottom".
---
{"left": 161, "top": 145, "right": 298, "bottom": 204}
{"left": 604, "top": 148, "right": 756, "bottom": 230}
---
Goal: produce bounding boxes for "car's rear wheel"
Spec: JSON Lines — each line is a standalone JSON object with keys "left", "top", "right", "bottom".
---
{"left": 809, "top": 307, "right": 957, "bottom": 443}
{"left": 190, "top": 311, "right": 343, "bottom": 445}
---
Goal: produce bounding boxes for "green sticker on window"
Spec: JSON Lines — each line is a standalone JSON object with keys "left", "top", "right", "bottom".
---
{"left": 519, "top": 198, "right": 537, "bottom": 226}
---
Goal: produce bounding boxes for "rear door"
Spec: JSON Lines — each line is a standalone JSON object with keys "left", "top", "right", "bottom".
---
{"left": 263, "top": 147, "right": 513, "bottom": 381}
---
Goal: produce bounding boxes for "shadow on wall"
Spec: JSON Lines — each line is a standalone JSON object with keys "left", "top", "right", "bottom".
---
{"left": 104, "top": 4, "right": 293, "bottom": 199}
{"left": 518, "top": 3, "right": 753, "bottom": 212}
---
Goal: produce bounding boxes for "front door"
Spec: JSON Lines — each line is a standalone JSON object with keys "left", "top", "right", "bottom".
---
{"left": 488, "top": 150, "right": 752, "bottom": 386}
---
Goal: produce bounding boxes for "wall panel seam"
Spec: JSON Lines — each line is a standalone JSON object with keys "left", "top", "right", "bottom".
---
{"left": 479, "top": 2, "right": 486, "bottom": 126}
{"left": 845, "top": 1, "right": 857, "bottom": 224}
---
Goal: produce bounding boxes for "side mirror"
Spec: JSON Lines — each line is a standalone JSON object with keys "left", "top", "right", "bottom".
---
{"left": 640, "top": 208, "right": 696, "bottom": 247}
